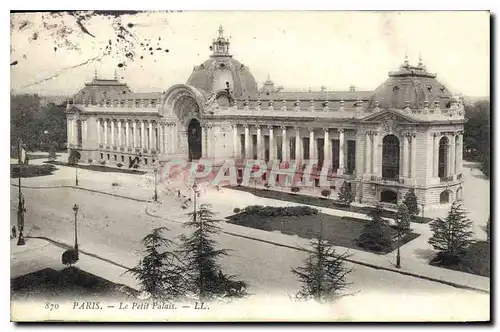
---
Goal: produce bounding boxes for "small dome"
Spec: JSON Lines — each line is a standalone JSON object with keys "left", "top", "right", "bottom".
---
{"left": 368, "top": 58, "right": 452, "bottom": 110}
{"left": 186, "top": 25, "right": 258, "bottom": 99}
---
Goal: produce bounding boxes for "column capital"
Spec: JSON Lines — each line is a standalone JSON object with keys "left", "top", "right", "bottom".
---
{"left": 267, "top": 125, "right": 274, "bottom": 130}
{"left": 432, "top": 132, "right": 440, "bottom": 137}
{"left": 338, "top": 128, "right": 344, "bottom": 133}
{"left": 308, "top": 127, "right": 315, "bottom": 133}
{"left": 294, "top": 125, "right": 301, "bottom": 131}
{"left": 280, "top": 126, "right": 287, "bottom": 131}
{"left": 243, "top": 124, "right": 249, "bottom": 129}
{"left": 323, "top": 127, "right": 330, "bottom": 133}
{"left": 255, "top": 124, "right": 261, "bottom": 129}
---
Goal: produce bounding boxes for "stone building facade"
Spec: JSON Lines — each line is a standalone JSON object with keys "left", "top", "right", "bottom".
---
{"left": 66, "top": 25, "right": 466, "bottom": 213}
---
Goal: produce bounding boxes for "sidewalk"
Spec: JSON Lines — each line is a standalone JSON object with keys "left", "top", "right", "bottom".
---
{"left": 10, "top": 237, "right": 140, "bottom": 291}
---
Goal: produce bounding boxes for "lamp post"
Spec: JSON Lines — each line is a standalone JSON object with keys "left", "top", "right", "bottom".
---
{"left": 396, "top": 231, "right": 401, "bottom": 268}
{"left": 17, "top": 138, "right": 26, "bottom": 246}
{"left": 75, "top": 165, "right": 79, "bottom": 186}
{"left": 73, "top": 204, "right": 79, "bottom": 253}
{"left": 192, "top": 182, "right": 198, "bottom": 221}
{"left": 153, "top": 167, "right": 158, "bottom": 202}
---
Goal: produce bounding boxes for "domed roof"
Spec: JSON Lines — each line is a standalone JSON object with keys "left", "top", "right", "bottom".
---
{"left": 368, "top": 57, "right": 453, "bottom": 110}
{"left": 186, "top": 25, "right": 258, "bottom": 99}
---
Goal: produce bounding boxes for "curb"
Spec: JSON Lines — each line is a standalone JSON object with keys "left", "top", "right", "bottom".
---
{"left": 11, "top": 183, "right": 154, "bottom": 203}
{"left": 145, "top": 207, "right": 490, "bottom": 295}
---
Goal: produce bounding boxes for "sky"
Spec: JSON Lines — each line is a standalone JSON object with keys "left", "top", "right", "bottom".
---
{"left": 10, "top": 11, "right": 490, "bottom": 97}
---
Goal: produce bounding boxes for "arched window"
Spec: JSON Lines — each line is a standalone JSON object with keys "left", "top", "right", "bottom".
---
{"left": 382, "top": 135, "right": 400, "bottom": 180}
{"left": 440, "top": 190, "right": 450, "bottom": 204}
{"left": 438, "top": 137, "right": 449, "bottom": 179}
{"left": 381, "top": 190, "right": 398, "bottom": 204}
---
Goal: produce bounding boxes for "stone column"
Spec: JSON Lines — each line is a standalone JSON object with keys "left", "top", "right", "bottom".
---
{"left": 201, "top": 125, "right": 206, "bottom": 157}
{"left": 338, "top": 128, "right": 345, "bottom": 173}
{"left": 365, "top": 131, "right": 372, "bottom": 175}
{"left": 158, "top": 124, "right": 163, "bottom": 153}
{"left": 232, "top": 124, "right": 238, "bottom": 159}
{"left": 372, "top": 132, "right": 380, "bottom": 177}
{"left": 148, "top": 121, "right": 153, "bottom": 152}
{"left": 269, "top": 125, "right": 275, "bottom": 160}
{"left": 433, "top": 133, "right": 439, "bottom": 177}
{"left": 132, "top": 121, "right": 137, "bottom": 148}
{"left": 410, "top": 133, "right": 417, "bottom": 178}
{"left": 171, "top": 123, "right": 177, "bottom": 154}
{"left": 118, "top": 120, "right": 122, "bottom": 147}
{"left": 449, "top": 133, "right": 456, "bottom": 178}
{"left": 402, "top": 133, "right": 409, "bottom": 178}
{"left": 103, "top": 119, "right": 108, "bottom": 146}
{"left": 244, "top": 124, "right": 250, "bottom": 159}
{"left": 324, "top": 128, "right": 330, "bottom": 166}
{"left": 456, "top": 131, "right": 463, "bottom": 175}
{"left": 109, "top": 120, "right": 115, "bottom": 147}
{"left": 281, "top": 126, "right": 288, "bottom": 162}
{"left": 308, "top": 128, "right": 315, "bottom": 160}
{"left": 140, "top": 121, "right": 145, "bottom": 150}
{"left": 256, "top": 125, "right": 262, "bottom": 160}
{"left": 125, "top": 121, "right": 130, "bottom": 148}
{"left": 295, "top": 126, "right": 301, "bottom": 163}
{"left": 96, "top": 119, "right": 101, "bottom": 146}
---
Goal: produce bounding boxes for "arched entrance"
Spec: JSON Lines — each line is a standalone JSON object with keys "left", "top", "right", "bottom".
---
{"left": 382, "top": 134, "right": 400, "bottom": 180}
{"left": 380, "top": 190, "right": 398, "bottom": 204}
{"left": 188, "top": 119, "right": 202, "bottom": 161}
{"left": 440, "top": 190, "right": 451, "bottom": 204}
{"left": 438, "top": 137, "right": 449, "bottom": 178}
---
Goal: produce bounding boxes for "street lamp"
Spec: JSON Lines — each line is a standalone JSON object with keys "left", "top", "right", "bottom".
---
{"left": 73, "top": 204, "right": 79, "bottom": 253}
{"left": 396, "top": 231, "right": 401, "bottom": 269}
{"left": 153, "top": 167, "right": 158, "bottom": 202}
{"left": 192, "top": 182, "right": 198, "bottom": 221}
{"left": 17, "top": 138, "right": 26, "bottom": 246}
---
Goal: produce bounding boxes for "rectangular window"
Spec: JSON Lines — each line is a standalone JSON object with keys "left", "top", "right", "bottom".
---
{"left": 303, "top": 137, "right": 310, "bottom": 160}
{"left": 121, "top": 155, "right": 125, "bottom": 162}
{"left": 100, "top": 153, "right": 103, "bottom": 159}
{"left": 107, "top": 154, "right": 110, "bottom": 160}
{"left": 252, "top": 134, "right": 258, "bottom": 159}
{"left": 317, "top": 138, "right": 324, "bottom": 166}
{"left": 145, "top": 158, "right": 148, "bottom": 165}
{"left": 290, "top": 137, "right": 296, "bottom": 160}
{"left": 240, "top": 134, "right": 245, "bottom": 158}
{"left": 264, "top": 135, "right": 270, "bottom": 162}
{"left": 332, "top": 139, "right": 340, "bottom": 171}
{"left": 346, "top": 140, "right": 356, "bottom": 175}
{"left": 114, "top": 154, "right": 117, "bottom": 161}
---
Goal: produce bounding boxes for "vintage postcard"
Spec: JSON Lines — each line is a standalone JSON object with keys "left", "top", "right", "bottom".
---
{"left": 10, "top": 10, "right": 491, "bottom": 322}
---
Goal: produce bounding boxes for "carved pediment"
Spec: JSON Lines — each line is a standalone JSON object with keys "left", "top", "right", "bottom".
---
{"left": 360, "top": 109, "right": 417, "bottom": 125}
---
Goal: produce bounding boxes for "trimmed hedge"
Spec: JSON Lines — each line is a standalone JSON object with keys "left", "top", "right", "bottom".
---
{"left": 238, "top": 205, "right": 318, "bottom": 217}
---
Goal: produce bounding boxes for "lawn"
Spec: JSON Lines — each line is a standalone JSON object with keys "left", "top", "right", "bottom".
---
{"left": 228, "top": 186, "right": 432, "bottom": 224}
{"left": 46, "top": 161, "right": 147, "bottom": 175}
{"left": 10, "top": 164, "right": 58, "bottom": 178}
{"left": 11, "top": 267, "right": 138, "bottom": 300}
{"left": 227, "top": 207, "right": 420, "bottom": 255}
{"left": 430, "top": 241, "right": 490, "bottom": 278}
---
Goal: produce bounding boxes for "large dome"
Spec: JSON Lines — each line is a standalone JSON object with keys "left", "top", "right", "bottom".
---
{"left": 186, "top": 25, "right": 258, "bottom": 99}
{"left": 368, "top": 58, "right": 453, "bottom": 110}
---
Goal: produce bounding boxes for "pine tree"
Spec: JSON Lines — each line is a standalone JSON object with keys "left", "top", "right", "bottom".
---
{"left": 292, "top": 221, "right": 353, "bottom": 302}
{"left": 338, "top": 181, "right": 354, "bottom": 206}
{"left": 128, "top": 227, "right": 186, "bottom": 300}
{"left": 179, "top": 203, "right": 247, "bottom": 301}
{"left": 402, "top": 188, "right": 419, "bottom": 221}
{"left": 396, "top": 204, "right": 411, "bottom": 232}
{"left": 428, "top": 202, "right": 473, "bottom": 265}
{"left": 356, "top": 205, "right": 393, "bottom": 252}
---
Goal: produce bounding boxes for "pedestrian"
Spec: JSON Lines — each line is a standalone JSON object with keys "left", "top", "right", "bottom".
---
{"left": 11, "top": 226, "right": 17, "bottom": 239}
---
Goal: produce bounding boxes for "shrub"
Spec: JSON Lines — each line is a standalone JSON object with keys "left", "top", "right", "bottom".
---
{"left": 291, "top": 186, "right": 300, "bottom": 194}
{"left": 133, "top": 163, "right": 139, "bottom": 169}
{"left": 68, "top": 149, "right": 81, "bottom": 165}
{"left": 233, "top": 208, "right": 241, "bottom": 213}
{"left": 403, "top": 188, "right": 419, "bottom": 221}
{"left": 100, "top": 159, "right": 106, "bottom": 165}
{"left": 264, "top": 183, "right": 271, "bottom": 190}
{"left": 117, "top": 162, "right": 123, "bottom": 168}
{"left": 87, "top": 158, "right": 93, "bottom": 164}
{"left": 48, "top": 151, "right": 57, "bottom": 161}
{"left": 61, "top": 249, "right": 79, "bottom": 266}
{"left": 241, "top": 205, "right": 318, "bottom": 218}
{"left": 321, "top": 189, "right": 332, "bottom": 198}
{"left": 338, "top": 181, "right": 354, "bottom": 206}
{"left": 112, "top": 182, "right": 120, "bottom": 187}
{"left": 356, "top": 206, "right": 393, "bottom": 252}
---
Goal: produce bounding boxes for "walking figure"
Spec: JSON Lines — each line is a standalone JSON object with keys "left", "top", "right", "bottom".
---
{"left": 11, "top": 226, "right": 17, "bottom": 239}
